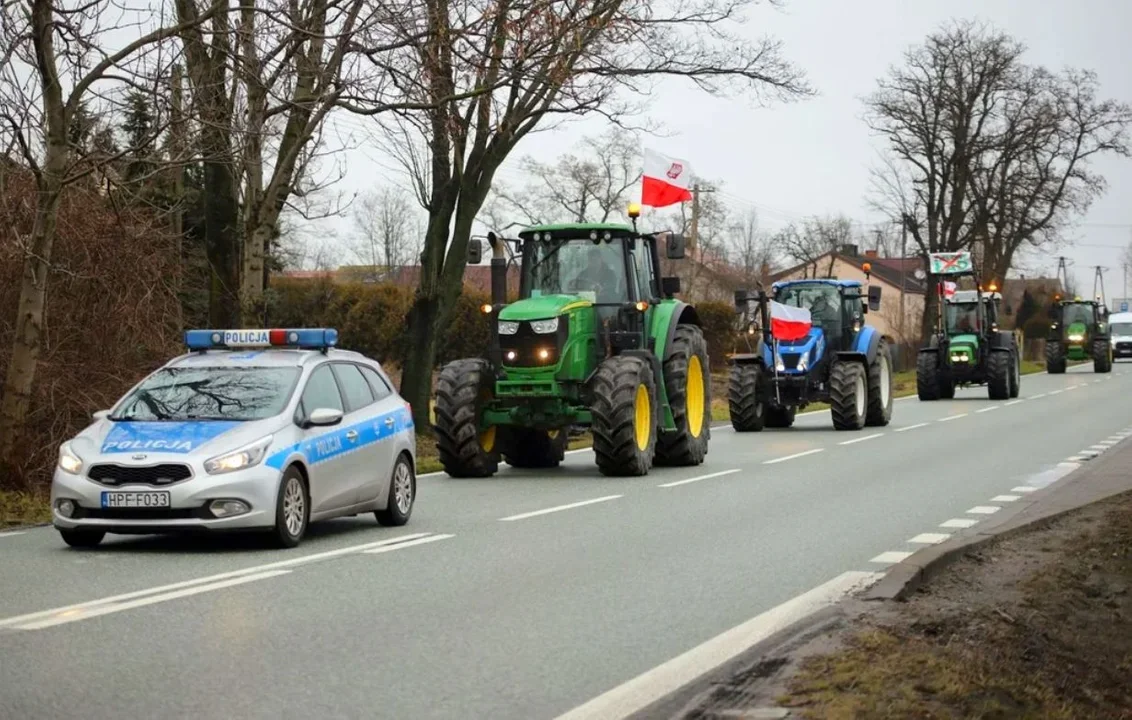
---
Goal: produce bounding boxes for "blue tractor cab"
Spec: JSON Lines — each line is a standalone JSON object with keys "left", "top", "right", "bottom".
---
{"left": 727, "top": 273, "right": 894, "bottom": 431}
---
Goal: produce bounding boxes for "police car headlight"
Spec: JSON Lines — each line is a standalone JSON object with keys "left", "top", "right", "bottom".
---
{"left": 57, "top": 443, "right": 82, "bottom": 475}
{"left": 530, "top": 317, "right": 559, "bottom": 334}
{"left": 204, "top": 436, "right": 273, "bottom": 475}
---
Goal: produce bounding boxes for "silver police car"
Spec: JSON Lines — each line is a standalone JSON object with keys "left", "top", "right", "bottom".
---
{"left": 51, "top": 328, "right": 417, "bottom": 548}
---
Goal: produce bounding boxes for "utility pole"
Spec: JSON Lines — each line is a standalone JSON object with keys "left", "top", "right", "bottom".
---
{"left": 1093, "top": 265, "right": 1108, "bottom": 306}
{"left": 898, "top": 216, "right": 908, "bottom": 344}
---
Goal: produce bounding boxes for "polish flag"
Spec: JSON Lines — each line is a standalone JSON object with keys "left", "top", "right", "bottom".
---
{"left": 939, "top": 281, "right": 957, "bottom": 298}
{"left": 770, "top": 301, "right": 812, "bottom": 341}
{"left": 641, "top": 148, "right": 693, "bottom": 208}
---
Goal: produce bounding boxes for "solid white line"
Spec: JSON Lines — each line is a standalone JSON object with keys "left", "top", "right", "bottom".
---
{"left": 908, "top": 533, "right": 950, "bottom": 545}
{"left": 762, "top": 448, "right": 824, "bottom": 465}
{"left": 658, "top": 469, "right": 742, "bottom": 488}
{"left": 838, "top": 433, "right": 883, "bottom": 446}
{"left": 991, "top": 494, "right": 1021, "bottom": 502}
{"left": 941, "top": 518, "right": 978, "bottom": 529}
{"left": 1004, "top": 400, "right": 1025, "bottom": 406}
{"left": 1066, "top": 385, "right": 1080, "bottom": 391}
{"left": 499, "top": 495, "right": 622, "bottom": 522}
{"left": 0, "top": 533, "right": 433, "bottom": 629}
{"left": 1010, "top": 486, "right": 1037, "bottom": 493}
{"left": 1048, "top": 389, "right": 1063, "bottom": 395}
{"left": 870, "top": 550, "right": 914, "bottom": 564}
{"left": 975, "top": 406, "right": 1000, "bottom": 413}
{"left": 894, "top": 422, "right": 929, "bottom": 433}
{"left": 938, "top": 413, "right": 967, "bottom": 422}
{"left": 967, "top": 505, "right": 1001, "bottom": 515}
{"left": 551, "top": 570, "right": 881, "bottom": 720}
{"left": 14, "top": 570, "right": 293, "bottom": 630}
{"left": 0, "top": 531, "right": 26, "bottom": 539}
{"left": 363, "top": 534, "right": 454, "bottom": 553}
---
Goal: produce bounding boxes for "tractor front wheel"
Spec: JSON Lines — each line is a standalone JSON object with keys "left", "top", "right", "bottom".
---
{"left": 503, "top": 428, "right": 567, "bottom": 469}
{"left": 865, "top": 339, "right": 894, "bottom": 426}
{"left": 591, "top": 356, "right": 657, "bottom": 476}
{"left": 1094, "top": 339, "right": 1113, "bottom": 373}
{"left": 728, "top": 363, "right": 766, "bottom": 432}
{"left": 656, "top": 325, "right": 711, "bottom": 466}
{"left": 830, "top": 361, "right": 867, "bottom": 430}
{"left": 434, "top": 358, "right": 499, "bottom": 478}
{"left": 987, "top": 349, "right": 1011, "bottom": 400}
{"left": 1008, "top": 350, "right": 1021, "bottom": 398}
{"left": 1046, "top": 340, "right": 1067, "bottom": 374}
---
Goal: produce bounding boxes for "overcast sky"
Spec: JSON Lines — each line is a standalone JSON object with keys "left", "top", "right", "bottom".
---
{"left": 309, "top": 0, "right": 1132, "bottom": 301}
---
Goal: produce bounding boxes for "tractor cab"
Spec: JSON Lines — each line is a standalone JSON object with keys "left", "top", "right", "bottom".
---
{"left": 772, "top": 280, "right": 869, "bottom": 349}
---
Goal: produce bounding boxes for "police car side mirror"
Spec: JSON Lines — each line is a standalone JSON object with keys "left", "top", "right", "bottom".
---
{"left": 306, "top": 407, "right": 344, "bottom": 428}
{"left": 92, "top": 409, "right": 110, "bottom": 421}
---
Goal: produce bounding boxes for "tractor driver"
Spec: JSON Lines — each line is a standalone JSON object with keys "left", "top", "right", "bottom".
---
{"left": 568, "top": 244, "right": 624, "bottom": 303}
{"left": 808, "top": 290, "right": 839, "bottom": 328}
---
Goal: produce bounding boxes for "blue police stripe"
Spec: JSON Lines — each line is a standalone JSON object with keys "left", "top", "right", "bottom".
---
{"left": 265, "top": 406, "right": 415, "bottom": 470}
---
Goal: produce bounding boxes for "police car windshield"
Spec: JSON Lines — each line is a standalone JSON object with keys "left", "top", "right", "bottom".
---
{"left": 111, "top": 366, "right": 300, "bottom": 422}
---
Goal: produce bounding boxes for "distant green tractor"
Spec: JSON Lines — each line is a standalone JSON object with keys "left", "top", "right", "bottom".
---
{"left": 917, "top": 251, "right": 1021, "bottom": 401}
{"left": 1046, "top": 296, "right": 1112, "bottom": 374}
{"left": 433, "top": 206, "right": 711, "bottom": 477}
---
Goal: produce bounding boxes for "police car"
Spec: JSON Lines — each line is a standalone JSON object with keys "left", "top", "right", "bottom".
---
{"left": 50, "top": 328, "right": 416, "bottom": 549}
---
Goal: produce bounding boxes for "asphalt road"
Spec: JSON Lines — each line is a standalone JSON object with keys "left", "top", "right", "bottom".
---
{"left": 2, "top": 363, "right": 1131, "bottom": 720}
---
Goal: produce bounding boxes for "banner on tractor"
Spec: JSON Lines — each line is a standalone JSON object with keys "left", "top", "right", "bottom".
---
{"left": 770, "top": 301, "right": 812, "bottom": 341}
{"left": 928, "top": 251, "right": 974, "bottom": 275}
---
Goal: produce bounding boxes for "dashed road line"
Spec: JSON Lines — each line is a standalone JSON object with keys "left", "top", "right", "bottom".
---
{"left": 870, "top": 550, "right": 914, "bottom": 565}
{"left": 658, "top": 469, "right": 742, "bottom": 488}
{"left": 991, "top": 494, "right": 1021, "bottom": 502}
{"left": 967, "top": 505, "right": 1001, "bottom": 515}
{"left": 499, "top": 495, "right": 622, "bottom": 522}
{"left": 895, "top": 422, "right": 929, "bottom": 433}
{"left": 838, "top": 433, "right": 883, "bottom": 446}
{"left": 938, "top": 413, "right": 967, "bottom": 422}
{"left": 908, "top": 533, "right": 950, "bottom": 545}
{"left": 941, "top": 518, "right": 979, "bottom": 529}
{"left": 1067, "top": 456, "right": 1086, "bottom": 462}
{"left": 975, "top": 405, "right": 1000, "bottom": 413}
{"left": 1011, "top": 486, "right": 1038, "bottom": 493}
{"left": 763, "top": 448, "right": 824, "bottom": 465}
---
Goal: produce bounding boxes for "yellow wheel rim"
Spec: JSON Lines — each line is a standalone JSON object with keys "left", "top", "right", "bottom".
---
{"left": 479, "top": 426, "right": 496, "bottom": 452}
{"left": 634, "top": 384, "right": 651, "bottom": 451}
{"left": 547, "top": 429, "right": 560, "bottom": 439}
{"left": 686, "top": 355, "right": 705, "bottom": 438}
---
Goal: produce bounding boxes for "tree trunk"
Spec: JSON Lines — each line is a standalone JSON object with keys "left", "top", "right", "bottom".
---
{"left": 920, "top": 286, "right": 940, "bottom": 344}
{"left": 203, "top": 159, "right": 241, "bottom": 327}
{"left": 241, "top": 221, "right": 271, "bottom": 324}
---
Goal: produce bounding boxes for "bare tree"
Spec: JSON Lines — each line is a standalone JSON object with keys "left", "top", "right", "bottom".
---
{"left": 349, "top": 186, "right": 420, "bottom": 277}
{"left": 491, "top": 128, "right": 641, "bottom": 225}
{"left": 371, "top": 0, "right": 813, "bottom": 424}
{"left": 0, "top": 0, "right": 214, "bottom": 482}
{"left": 726, "top": 208, "right": 777, "bottom": 287}
{"left": 656, "top": 180, "right": 733, "bottom": 302}
{"left": 775, "top": 214, "right": 855, "bottom": 277}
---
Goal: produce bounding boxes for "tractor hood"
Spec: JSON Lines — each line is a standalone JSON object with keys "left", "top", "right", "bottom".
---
{"left": 763, "top": 328, "right": 827, "bottom": 374}
{"left": 498, "top": 294, "right": 591, "bottom": 321}
{"left": 947, "top": 333, "right": 978, "bottom": 363}
{"left": 948, "top": 333, "right": 979, "bottom": 350}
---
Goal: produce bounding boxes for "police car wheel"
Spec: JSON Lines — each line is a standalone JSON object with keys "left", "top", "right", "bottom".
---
{"left": 271, "top": 467, "right": 309, "bottom": 548}
{"left": 59, "top": 528, "right": 105, "bottom": 548}
{"left": 376, "top": 454, "right": 414, "bottom": 527}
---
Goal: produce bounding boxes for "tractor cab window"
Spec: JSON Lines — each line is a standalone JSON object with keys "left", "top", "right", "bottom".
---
{"left": 522, "top": 238, "right": 628, "bottom": 304}
{"left": 630, "top": 242, "right": 655, "bottom": 301}
{"left": 945, "top": 302, "right": 980, "bottom": 333}
{"left": 1061, "top": 303, "right": 1095, "bottom": 326}
{"left": 776, "top": 284, "right": 842, "bottom": 333}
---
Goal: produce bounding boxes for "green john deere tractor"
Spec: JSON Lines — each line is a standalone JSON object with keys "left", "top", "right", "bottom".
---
{"left": 1045, "top": 296, "right": 1112, "bottom": 374}
{"left": 433, "top": 207, "right": 711, "bottom": 477}
{"left": 916, "top": 251, "right": 1022, "bottom": 401}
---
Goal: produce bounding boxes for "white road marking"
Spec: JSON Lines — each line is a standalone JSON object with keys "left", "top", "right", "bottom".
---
{"left": 938, "top": 413, "right": 967, "bottom": 422}
{"left": 551, "top": 571, "right": 882, "bottom": 720}
{"left": 658, "top": 469, "right": 742, "bottom": 488}
{"left": 895, "top": 422, "right": 929, "bottom": 433}
{"left": 499, "top": 495, "right": 622, "bottom": 522}
{"left": 976, "top": 406, "right": 1000, "bottom": 413}
{"left": 1066, "top": 385, "right": 1080, "bottom": 391}
{"left": 967, "top": 505, "right": 1001, "bottom": 515}
{"left": 1026, "top": 462, "right": 1081, "bottom": 489}
{"left": 763, "top": 448, "right": 824, "bottom": 465}
{"left": 991, "top": 494, "right": 1021, "bottom": 502}
{"left": 0, "top": 532, "right": 434, "bottom": 630}
{"left": 838, "top": 433, "right": 883, "bottom": 446}
{"left": 0, "top": 531, "right": 26, "bottom": 539}
{"left": 941, "top": 518, "right": 979, "bottom": 529}
{"left": 1031, "top": 392, "right": 1048, "bottom": 398}
{"left": 363, "top": 534, "right": 454, "bottom": 553}
{"left": 870, "top": 550, "right": 914, "bottom": 564}
{"left": 908, "top": 533, "right": 950, "bottom": 545}
{"left": 12, "top": 570, "right": 293, "bottom": 631}
{"left": 1079, "top": 449, "right": 1101, "bottom": 457}
{"left": 1048, "top": 389, "right": 1063, "bottom": 395}
{"left": 1097, "top": 440, "right": 1118, "bottom": 446}
{"left": 1089, "top": 445, "right": 1110, "bottom": 450}
{"left": 1010, "top": 486, "right": 1037, "bottom": 493}
{"left": 1004, "top": 400, "right": 1025, "bottom": 406}
{"left": 1066, "top": 456, "right": 1086, "bottom": 462}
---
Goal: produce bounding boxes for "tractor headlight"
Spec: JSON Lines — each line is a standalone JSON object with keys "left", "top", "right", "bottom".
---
{"left": 774, "top": 353, "right": 785, "bottom": 372}
{"left": 497, "top": 321, "right": 519, "bottom": 335}
{"left": 530, "top": 317, "right": 559, "bottom": 334}
{"left": 797, "top": 350, "right": 809, "bottom": 371}
{"left": 1068, "top": 333, "right": 1084, "bottom": 342}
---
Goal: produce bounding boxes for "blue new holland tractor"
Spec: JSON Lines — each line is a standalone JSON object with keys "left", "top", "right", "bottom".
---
{"left": 727, "top": 273, "right": 895, "bottom": 431}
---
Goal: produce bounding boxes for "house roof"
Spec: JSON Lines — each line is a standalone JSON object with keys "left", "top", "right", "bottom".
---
{"left": 769, "top": 252, "right": 927, "bottom": 294}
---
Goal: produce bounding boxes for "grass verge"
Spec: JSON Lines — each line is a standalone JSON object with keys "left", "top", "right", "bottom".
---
{"left": 1, "top": 489, "right": 52, "bottom": 528}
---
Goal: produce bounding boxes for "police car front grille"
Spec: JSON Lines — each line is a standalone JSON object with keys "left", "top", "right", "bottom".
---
{"left": 87, "top": 463, "right": 193, "bottom": 486}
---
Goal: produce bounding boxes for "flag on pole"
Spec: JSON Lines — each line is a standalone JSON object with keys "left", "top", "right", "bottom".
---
{"left": 940, "top": 281, "right": 957, "bottom": 299}
{"left": 641, "top": 148, "right": 693, "bottom": 208}
{"left": 770, "top": 301, "right": 812, "bottom": 341}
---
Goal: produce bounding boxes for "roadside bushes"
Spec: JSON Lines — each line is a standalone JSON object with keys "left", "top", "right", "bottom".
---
{"left": 695, "top": 301, "right": 739, "bottom": 367}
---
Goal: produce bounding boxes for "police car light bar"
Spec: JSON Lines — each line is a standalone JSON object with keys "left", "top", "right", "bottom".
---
{"left": 184, "top": 328, "right": 339, "bottom": 351}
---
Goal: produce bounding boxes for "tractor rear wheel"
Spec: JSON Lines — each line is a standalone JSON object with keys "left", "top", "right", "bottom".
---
{"left": 916, "top": 351, "right": 941, "bottom": 401}
{"left": 987, "top": 349, "right": 1011, "bottom": 400}
{"left": 434, "top": 358, "right": 499, "bottom": 478}
{"left": 591, "top": 356, "right": 657, "bottom": 476}
{"left": 865, "top": 339, "right": 894, "bottom": 426}
{"left": 503, "top": 428, "right": 567, "bottom": 469}
{"left": 830, "top": 361, "right": 867, "bottom": 430}
{"left": 765, "top": 405, "right": 796, "bottom": 428}
{"left": 1093, "top": 339, "right": 1113, "bottom": 373}
{"left": 728, "top": 363, "right": 766, "bottom": 432}
{"left": 657, "top": 325, "right": 711, "bottom": 466}
{"left": 1046, "top": 340, "right": 1067, "bottom": 374}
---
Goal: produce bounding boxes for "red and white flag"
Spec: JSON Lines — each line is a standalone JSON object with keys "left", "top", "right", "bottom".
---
{"left": 641, "top": 148, "right": 693, "bottom": 208}
{"left": 770, "top": 301, "right": 812, "bottom": 341}
{"left": 939, "top": 281, "right": 957, "bottom": 298}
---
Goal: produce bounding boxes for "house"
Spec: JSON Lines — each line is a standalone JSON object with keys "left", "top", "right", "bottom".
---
{"left": 277, "top": 264, "right": 522, "bottom": 296}
{"left": 769, "top": 245, "right": 928, "bottom": 347}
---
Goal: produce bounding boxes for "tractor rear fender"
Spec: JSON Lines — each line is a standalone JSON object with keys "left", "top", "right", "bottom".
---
{"left": 834, "top": 350, "right": 867, "bottom": 366}
{"left": 989, "top": 330, "right": 1018, "bottom": 353}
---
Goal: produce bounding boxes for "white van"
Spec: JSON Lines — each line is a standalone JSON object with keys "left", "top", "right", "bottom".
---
{"left": 1109, "top": 311, "right": 1132, "bottom": 360}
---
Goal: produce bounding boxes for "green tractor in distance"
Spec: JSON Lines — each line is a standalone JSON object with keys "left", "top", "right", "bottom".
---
{"left": 916, "top": 251, "right": 1022, "bottom": 401}
{"left": 1046, "top": 295, "right": 1112, "bottom": 373}
{"left": 433, "top": 204, "right": 711, "bottom": 477}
